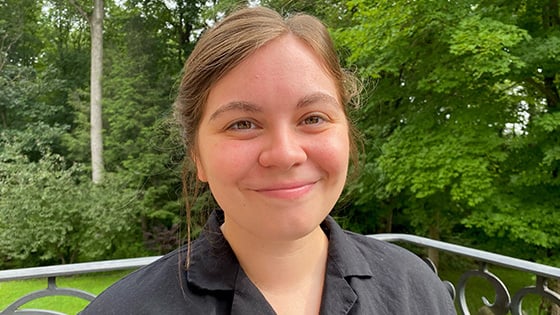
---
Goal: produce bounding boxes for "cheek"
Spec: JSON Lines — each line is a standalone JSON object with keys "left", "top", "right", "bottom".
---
{"left": 310, "top": 130, "right": 350, "bottom": 175}
{"left": 200, "top": 141, "right": 259, "bottom": 182}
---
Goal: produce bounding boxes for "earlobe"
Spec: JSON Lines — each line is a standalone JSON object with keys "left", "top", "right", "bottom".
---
{"left": 194, "top": 156, "right": 208, "bottom": 182}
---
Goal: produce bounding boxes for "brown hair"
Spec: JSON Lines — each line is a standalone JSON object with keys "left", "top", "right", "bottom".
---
{"left": 173, "top": 6, "right": 361, "bottom": 267}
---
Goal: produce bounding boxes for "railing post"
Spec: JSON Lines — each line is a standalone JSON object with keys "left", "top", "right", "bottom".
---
{"left": 0, "top": 275, "right": 96, "bottom": 315}
{"left": 0, "top": 256, "right": 161, "bottom": 314}
{"left": 368, "top": 234, "right": 560, "bottom": 314}
{"left": 456, "top": 262, "right": 510, "bottom": 315}
{"left": 511, "top": 276, "right": 560, "bottom": 315}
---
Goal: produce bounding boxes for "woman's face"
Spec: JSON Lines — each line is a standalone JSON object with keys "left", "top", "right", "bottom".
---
{"left": 195, "top": 34, "right": 349, "bottom": 242}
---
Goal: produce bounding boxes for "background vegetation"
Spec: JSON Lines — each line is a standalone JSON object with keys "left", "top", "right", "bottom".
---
{"left": 0, "top": 0, "right": 558, "bottom": 282}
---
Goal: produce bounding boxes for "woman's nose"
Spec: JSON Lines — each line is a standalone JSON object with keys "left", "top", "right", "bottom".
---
{"left": 258, "top": 129, "right": 307, "bottom": 170}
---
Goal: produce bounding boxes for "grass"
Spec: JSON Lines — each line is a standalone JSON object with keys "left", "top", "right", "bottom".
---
{"left": 0, "top": 270, "right": 133, "bottom": 314}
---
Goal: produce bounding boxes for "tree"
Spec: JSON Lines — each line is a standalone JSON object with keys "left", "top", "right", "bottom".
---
{"left": 0, "top": 0, "right": 240, "bottom": 266}
{"left": 0, "top": 141, "right": 146, "bottom": 267}
{"left": 0, "top": 57, "right": 144, "bottom": 267}
{"left": 335, "top": 0, "right": 559, "bottom": 266}
{"left": 69, "top": 0, "right": 105, "bottom": 183}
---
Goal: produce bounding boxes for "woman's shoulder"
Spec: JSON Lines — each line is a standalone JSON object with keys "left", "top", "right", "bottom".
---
{"left": 324, "top": 216, "right": 434, "bottom": 277}
{"left": 80, "top": 219, "right": 237, "bottom": 315}
{"left": 342, "top": 229, "right": 440, "bottom": 278}
{"left": 345, "top": 230, "right": 422, "bottom": 261}
{"left": 79, "top": 248, "right": 192, "bottom": 314}
{"left": 332, "top": 230, "right": 456, "bottom": 313}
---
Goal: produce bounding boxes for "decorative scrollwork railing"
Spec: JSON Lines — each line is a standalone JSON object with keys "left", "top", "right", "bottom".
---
{"left": 0, "top": 256, "right": 161, "bottom": 315}
{"left": 369, "top": 234, "right": 560, "bottom": 315}
{"left": 1, "top": 235, "right": 559, "bottom": 314}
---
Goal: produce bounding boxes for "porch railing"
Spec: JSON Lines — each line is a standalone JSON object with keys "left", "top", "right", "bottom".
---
{"left": 0, "top": 256, "right": 161, "bottom": 315}
{"left": 371, "top": 234, "right": 560, "bottom": 315}
{"left": 1, "top": 234, "right": 559, "bottom": 315}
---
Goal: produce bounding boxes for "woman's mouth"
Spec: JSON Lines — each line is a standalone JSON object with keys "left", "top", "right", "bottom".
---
{"left": 254, "top": 182, "right": 316, "bottom": 200}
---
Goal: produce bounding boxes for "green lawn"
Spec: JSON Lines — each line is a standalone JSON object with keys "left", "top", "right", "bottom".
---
{"left": 0, "top": 270, "right": 133, "bottom": 315}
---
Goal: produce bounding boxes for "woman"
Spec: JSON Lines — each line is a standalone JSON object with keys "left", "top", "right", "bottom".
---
{"left": 81, "top": 6, "right": 456, "bottom": 314}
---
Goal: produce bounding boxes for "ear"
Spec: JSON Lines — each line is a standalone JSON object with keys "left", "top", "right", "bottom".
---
{"left": 193, "top": 153, "right": 207, "bottom": 182}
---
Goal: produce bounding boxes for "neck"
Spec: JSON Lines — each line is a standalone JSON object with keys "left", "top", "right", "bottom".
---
{"left": 221, "top": 221, "right": 329, "bottom": 294}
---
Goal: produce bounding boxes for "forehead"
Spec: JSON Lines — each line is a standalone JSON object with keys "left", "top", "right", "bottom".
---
{"left": 205, "top": 34, "right": 339, "bottom": 111}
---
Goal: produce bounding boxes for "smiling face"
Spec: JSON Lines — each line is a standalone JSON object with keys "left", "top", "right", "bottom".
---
{"left": 195, "top": 34, "right": 350, "bottom": 242}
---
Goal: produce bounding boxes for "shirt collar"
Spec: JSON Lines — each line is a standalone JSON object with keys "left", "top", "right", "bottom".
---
{"left": 322, "top": 216, "right": 374, "bottom": 278}
{"left": 186, "top": 210, "right": 373, "bottom": 292}
{"left": 186, "top": 210, "right": 239, "bottom": 291}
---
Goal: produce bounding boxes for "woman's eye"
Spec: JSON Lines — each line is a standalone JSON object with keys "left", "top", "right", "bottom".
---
{"left": 228, "top": 120, "right": 255, "bottom": 130}
{"left": 302, "top": 115, "right": 325, "bottom": 125}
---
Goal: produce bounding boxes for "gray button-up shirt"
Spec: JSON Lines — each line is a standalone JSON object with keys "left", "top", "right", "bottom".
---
{"left": 81, "top": 210, "right": 456, "bottom": 314}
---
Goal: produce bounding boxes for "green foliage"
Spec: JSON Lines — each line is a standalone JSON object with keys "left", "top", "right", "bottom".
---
{"left": 334, "top": 0, "right": 560, "bottom": 264}
{"left": 100, "top": 1, "right": 193, "bottom": 251}
{"left": 0, "top": 137, "right": 146, "bottom": 267}
{"left": 378, "top": 121, "right": 504, "bottom": 207}
{"left": 449, "top": 15, "right": 530, "bottom": 78}
{"left": 1, "top": 0, "right": 559, "bottom": 270}
{"left": 0, "top": 64, "right": 65, "bottom": 131}
{"left": 0, "top": 0, "right": 44, "bottom": 66}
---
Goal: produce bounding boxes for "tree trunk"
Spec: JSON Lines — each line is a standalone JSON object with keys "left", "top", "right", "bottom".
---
{"left": 428, "top": 208, "right": 440, "bottom": 268}
{"left": 428, "top": 223, "right": 440, "bottom": 267}
{"left": 384, "top": 208, "right": 393, "bottom": 233}
{"left": 90, "top": 0, "right": 104, "bottom": 183}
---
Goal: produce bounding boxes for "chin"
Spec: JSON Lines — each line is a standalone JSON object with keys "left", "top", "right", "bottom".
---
{"left": 262, "top": 211, "right": 328, "bottom": 241}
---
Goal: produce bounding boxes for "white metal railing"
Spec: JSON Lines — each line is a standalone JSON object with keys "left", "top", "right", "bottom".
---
{"left": 0, "top": 256, "right": 161, "bottom": 315}
{"left": 370, "top": 234, "right": 560, "bottom": 315}
{"left": 1, "top": 235, "right": 559, "bottom": 315}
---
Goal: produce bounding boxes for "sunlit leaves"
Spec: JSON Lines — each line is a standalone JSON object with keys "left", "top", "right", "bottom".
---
{"left": 450, "top": 15, "right": 530, "bottom": 78}
{"left": 378, "top": 121, "right": 504, "bottom": 207}
{"left": 335, "top": 0, "right": 559, "bottom": 262}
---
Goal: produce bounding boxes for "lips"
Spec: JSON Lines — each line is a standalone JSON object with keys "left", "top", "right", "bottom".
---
{"left": 253, "top": 181, "right": 317, "bottom": 200}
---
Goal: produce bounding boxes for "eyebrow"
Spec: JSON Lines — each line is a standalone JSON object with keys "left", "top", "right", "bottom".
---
{"left": 297, "top": 92, "right": 340, "bottom": 110}
{"left": 208, "top": 92, "right": 340, "bottom": 121}
{"left": 209, "top": 101, "right": 262, "bottom": 121}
